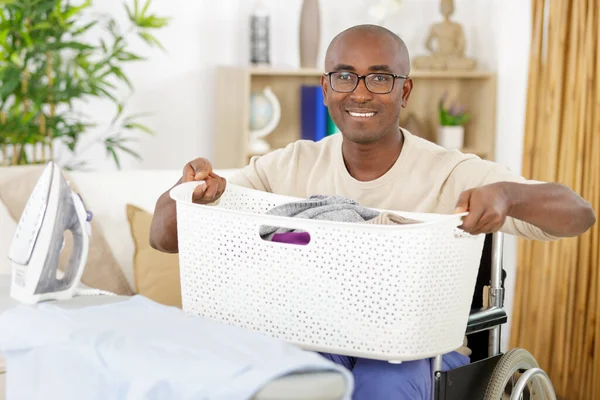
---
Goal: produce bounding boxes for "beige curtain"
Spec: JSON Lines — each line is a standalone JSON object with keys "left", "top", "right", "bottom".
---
{"left": 510, "top": 0, "right": 600, "bottom": 399}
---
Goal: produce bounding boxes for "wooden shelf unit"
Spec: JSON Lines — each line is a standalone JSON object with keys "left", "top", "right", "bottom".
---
{"left": 213, "top": 66, "right": 497, "bottom": 169}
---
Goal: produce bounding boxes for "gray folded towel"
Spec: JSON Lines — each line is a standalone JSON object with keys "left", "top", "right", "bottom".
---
{"left": 259, "top": 195, "right": 380, "bottom": 239}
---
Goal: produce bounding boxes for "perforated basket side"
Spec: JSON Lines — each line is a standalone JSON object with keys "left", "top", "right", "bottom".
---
{"left": 170, "top": 182, "right": 486, "bottom": 361}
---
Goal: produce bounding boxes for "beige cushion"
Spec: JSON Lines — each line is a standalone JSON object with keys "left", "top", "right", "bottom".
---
{"left": 126, "top": 204, "right": 181, "bottom": 307}
{"left": 0, "top": 200, "right": 16, "bottom": 276}
{"left": 0, "top": 165, "right": 133, "bottom": 296}
{"left": 67, "top": 169, "right": 182, "bottom": 289}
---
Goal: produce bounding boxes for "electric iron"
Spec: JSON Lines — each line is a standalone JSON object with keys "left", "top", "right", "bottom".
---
{"left": 8, "top": 161, "right": 92, "bottom": 304}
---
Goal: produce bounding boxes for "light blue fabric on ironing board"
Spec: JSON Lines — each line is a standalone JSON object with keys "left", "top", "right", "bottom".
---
{"left": 0, "top": 295, "right": 354, "bottom": 400}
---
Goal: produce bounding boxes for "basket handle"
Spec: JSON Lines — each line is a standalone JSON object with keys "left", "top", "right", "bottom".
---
{"left": 251, "top": 215, "right": 321, "bottom": 247}
{"left": 169, "top": 181, "right": 206, "bottom": 203}
{"left": 453, "top": 212, "right": 480, "bottom": 238}
{"left": 257, "top": 226, "right": 314, "bottom": 247}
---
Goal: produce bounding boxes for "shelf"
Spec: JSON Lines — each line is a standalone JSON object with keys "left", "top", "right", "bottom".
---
{"left": 248, "top": 66, "right": 324, "bottom": 77}
{"left": 213, "top": 65, "right": 497, "bottom": 169}
{"left": 233, "top": 65, "right": 494, "bottom": 79}
{"left": 409, "top": 70, "right": 495, "bottom": 79}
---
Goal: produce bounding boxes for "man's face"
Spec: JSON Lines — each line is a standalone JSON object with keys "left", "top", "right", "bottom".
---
{"left": 321, "top": 31, "right": 412, "bottom": 144}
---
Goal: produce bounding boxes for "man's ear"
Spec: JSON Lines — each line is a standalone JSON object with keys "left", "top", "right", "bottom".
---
{"left": 401, "top": 78, "right": 413, "bottom": 108}
{"left": 321, "top": 74, "right": 328, "bottom": 105}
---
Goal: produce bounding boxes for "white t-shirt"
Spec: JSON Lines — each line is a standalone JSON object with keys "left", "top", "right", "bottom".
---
{"left": 229, "top": 129, "right": 557, "bottom": 241}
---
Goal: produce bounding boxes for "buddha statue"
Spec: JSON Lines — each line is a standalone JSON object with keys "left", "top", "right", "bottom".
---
{"left": 413, "top": 0, "right": 477, "bottom": 71}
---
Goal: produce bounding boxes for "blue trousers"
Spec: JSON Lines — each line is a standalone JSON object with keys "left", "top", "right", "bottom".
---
{"left": 320, "top": 351, "right": 470, "bottom": 400}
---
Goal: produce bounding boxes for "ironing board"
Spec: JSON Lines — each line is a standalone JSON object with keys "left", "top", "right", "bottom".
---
{"left": 0, "top": 275, "right": 347, "bottom": 400}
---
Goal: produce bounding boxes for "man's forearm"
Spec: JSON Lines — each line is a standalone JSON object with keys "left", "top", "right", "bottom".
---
{"left": 149, "top": 179, "right": 182, "bottom": 253}
{"left": 504, "top": 181, "right": 596, "bottom": 237}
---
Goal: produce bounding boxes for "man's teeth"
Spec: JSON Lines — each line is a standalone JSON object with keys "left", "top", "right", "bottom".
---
{"left": 348, "top": 112, "right": 375, "bottom": 117}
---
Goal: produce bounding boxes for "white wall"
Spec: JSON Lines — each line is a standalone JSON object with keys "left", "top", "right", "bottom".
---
{"left": 63, "top": 0, "right": 502, "bottom": 171}
{"left": 71, "top": 0, "right": 531, "bottom": 350}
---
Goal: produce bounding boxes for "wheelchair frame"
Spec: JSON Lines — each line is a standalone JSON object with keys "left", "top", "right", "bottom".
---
{"left": 431, "top": 232, "right": 556, "bottom": 400}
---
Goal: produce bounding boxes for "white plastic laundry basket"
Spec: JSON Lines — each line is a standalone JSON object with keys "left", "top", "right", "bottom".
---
{"left": 169, "top": 182, "right": 485, "bottom": 362}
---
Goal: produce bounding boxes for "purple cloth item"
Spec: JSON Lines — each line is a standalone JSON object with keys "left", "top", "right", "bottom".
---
{"left": 320, "top": 351, "right": 470, "bottom": 400}
{"left": 271, "top": 232, "right": 311, "bottom": 245}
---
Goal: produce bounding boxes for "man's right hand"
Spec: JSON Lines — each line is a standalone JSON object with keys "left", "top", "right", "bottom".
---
{"left": 182, "top": 158, "right": 227, "bottom": 204}
{"left": 150, "top": 157, "right": 226, "bottom": 252}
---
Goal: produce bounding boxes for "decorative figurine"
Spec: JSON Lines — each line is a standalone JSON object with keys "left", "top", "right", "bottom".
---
{"left": 413, "top": 0, "right": 476, "bottom": 71}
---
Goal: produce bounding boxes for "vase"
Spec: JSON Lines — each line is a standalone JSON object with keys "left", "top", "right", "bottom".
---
{"left": 250, "top": 1, "right": 271, "bottom": 66}
{"left": 299, "top": 0, "right": 320, "bottom": 68}
{"left": 437, "top": 125, "right": 464, "bottom": 149}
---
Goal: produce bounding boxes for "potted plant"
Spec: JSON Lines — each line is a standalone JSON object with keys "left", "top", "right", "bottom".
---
{"left": 437, "top": 95, "right": 471, "bottom": 150}
{"left": 0, "top": 0, "right": 168, "bottom": 170}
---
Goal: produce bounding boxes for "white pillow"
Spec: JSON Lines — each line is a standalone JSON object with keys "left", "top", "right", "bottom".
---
{"left": 0, "top": 199, "right": 16, "bottom": 276}
{"left": 67, "top": 168, "right": 241, "bottom": 290}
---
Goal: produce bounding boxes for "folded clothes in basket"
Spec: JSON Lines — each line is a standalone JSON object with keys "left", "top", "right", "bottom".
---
{"left": 260, "top": 195, "right": 421, "bottom": 240}
{"left": 0, "top": 296, "right": 353, "bottom": 400}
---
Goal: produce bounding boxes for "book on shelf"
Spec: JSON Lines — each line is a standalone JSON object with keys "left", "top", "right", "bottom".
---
{"left": 300, "top": 85, "right": 340, "bottom": 142}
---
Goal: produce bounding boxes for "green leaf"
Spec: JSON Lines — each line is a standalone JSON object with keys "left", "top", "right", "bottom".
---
{"left": 110, "top": 66, "right": 132, "bottom": 90}
{"left": 35, "top": 0, "right": 58, "bottom": 15}
{"left": 111, "top": 102, "right": 125, "bottom": 125}
{"left": 9, "top": 53, "right": 23, "bottom": 67}
{"left": 123, "top": 111, "right": 153, "bottom": 122}
{"left": 113, "top": 139, "right": 142, "bottom": 159}
{"left": 64, "top": 0, "right": 92, "bottom": 20}
{"left": 136, "top": 15, "right": 169, "bottom": 29}
{"left": 151, "top": 17, "right": 169, "bottom": 28}
{"left": 96, "top": 87, "right": 118, "bottom": 104}
{"left": 124, "top": 4, "right": 133, "bottom": 21}
{"left": 64, "top": 160, "right": 89, "bottom": 171}
{"left": 141, "top": 0, "right": 152, "bottom": 18}
{"left": 105, "top": 145, "right": 121, "bottom": 169}
{"left": 117, "top": 51, "right": 144, "bottom": 62}
{"left": 115, "top": 144, "right": 141, "bottom": 160}
{"left": 90, "top": 58, "right": 110, "bottom": 74}
{"left": 30, "top": 22, "right": 53, "bottom": 31}
{"left": 72, "top": 21, "right": 97, "bottom": 36}
{"left": 57, "top": 41, "right": 94, "bottom": 51}
{"left": 105, "top": 134, "right": 142, "bottom": 169}
{"left": 0, "top": 0, "right": 17, "bottom": 5}
{"left": 51, "top": 7, "right": 66, "bottom": 28}
{"left": 21, "top": 31, "right": 33, "bottom": 48}
{"left": 124, "top": 122, "right": 153, "bottom": 135}
{"left": 0, "top": 29, "right": 9, "bottom": 49}
{"left": 138, "top": 31, "right": 165, "bottom": 51}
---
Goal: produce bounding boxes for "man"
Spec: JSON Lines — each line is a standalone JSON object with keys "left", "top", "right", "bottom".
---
{"left": 150, "top": 25, "right": 595, "bottom": 399}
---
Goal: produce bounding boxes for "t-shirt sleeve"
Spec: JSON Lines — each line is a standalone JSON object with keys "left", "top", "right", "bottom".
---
{"left": 443, "top": 158, "right": 560, "bottom": 241}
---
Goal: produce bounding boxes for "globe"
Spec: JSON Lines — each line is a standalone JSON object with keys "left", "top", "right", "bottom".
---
{"left": 249, "top": 92, "right": 274, "bottom": 131}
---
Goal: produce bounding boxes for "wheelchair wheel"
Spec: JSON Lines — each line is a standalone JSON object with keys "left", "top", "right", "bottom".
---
{"left": 483, "top": 348, "right": 556, "bottom": 400}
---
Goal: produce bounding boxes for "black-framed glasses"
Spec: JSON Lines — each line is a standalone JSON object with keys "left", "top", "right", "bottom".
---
{"left": 324, "top": 71, "right": 408, "bottom": 94}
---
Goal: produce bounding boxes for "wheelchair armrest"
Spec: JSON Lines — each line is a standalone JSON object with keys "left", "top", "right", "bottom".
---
{"left": 466, "top": 306, "right": 507, "bottom": 335}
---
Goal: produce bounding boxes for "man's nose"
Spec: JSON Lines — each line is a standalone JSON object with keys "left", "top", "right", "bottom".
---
{"left": 350, "top": 77, "right": 374, "bottom": 103}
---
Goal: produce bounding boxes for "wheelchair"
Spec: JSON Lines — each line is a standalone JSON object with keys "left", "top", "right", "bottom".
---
{"left": 251, "top": 233, "right": 559, "bottom": 400}
{"left": 432, "top": 232, "right": 557, "bottom": 400}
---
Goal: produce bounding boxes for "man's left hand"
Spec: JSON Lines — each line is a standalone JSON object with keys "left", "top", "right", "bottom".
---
{"left": 454, "top": 182, "right": 512, "bottom": 235}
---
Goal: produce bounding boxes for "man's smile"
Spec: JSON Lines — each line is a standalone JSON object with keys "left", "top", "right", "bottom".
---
{"left": 346, "top": 109, "right": 378, "bottom": 119}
